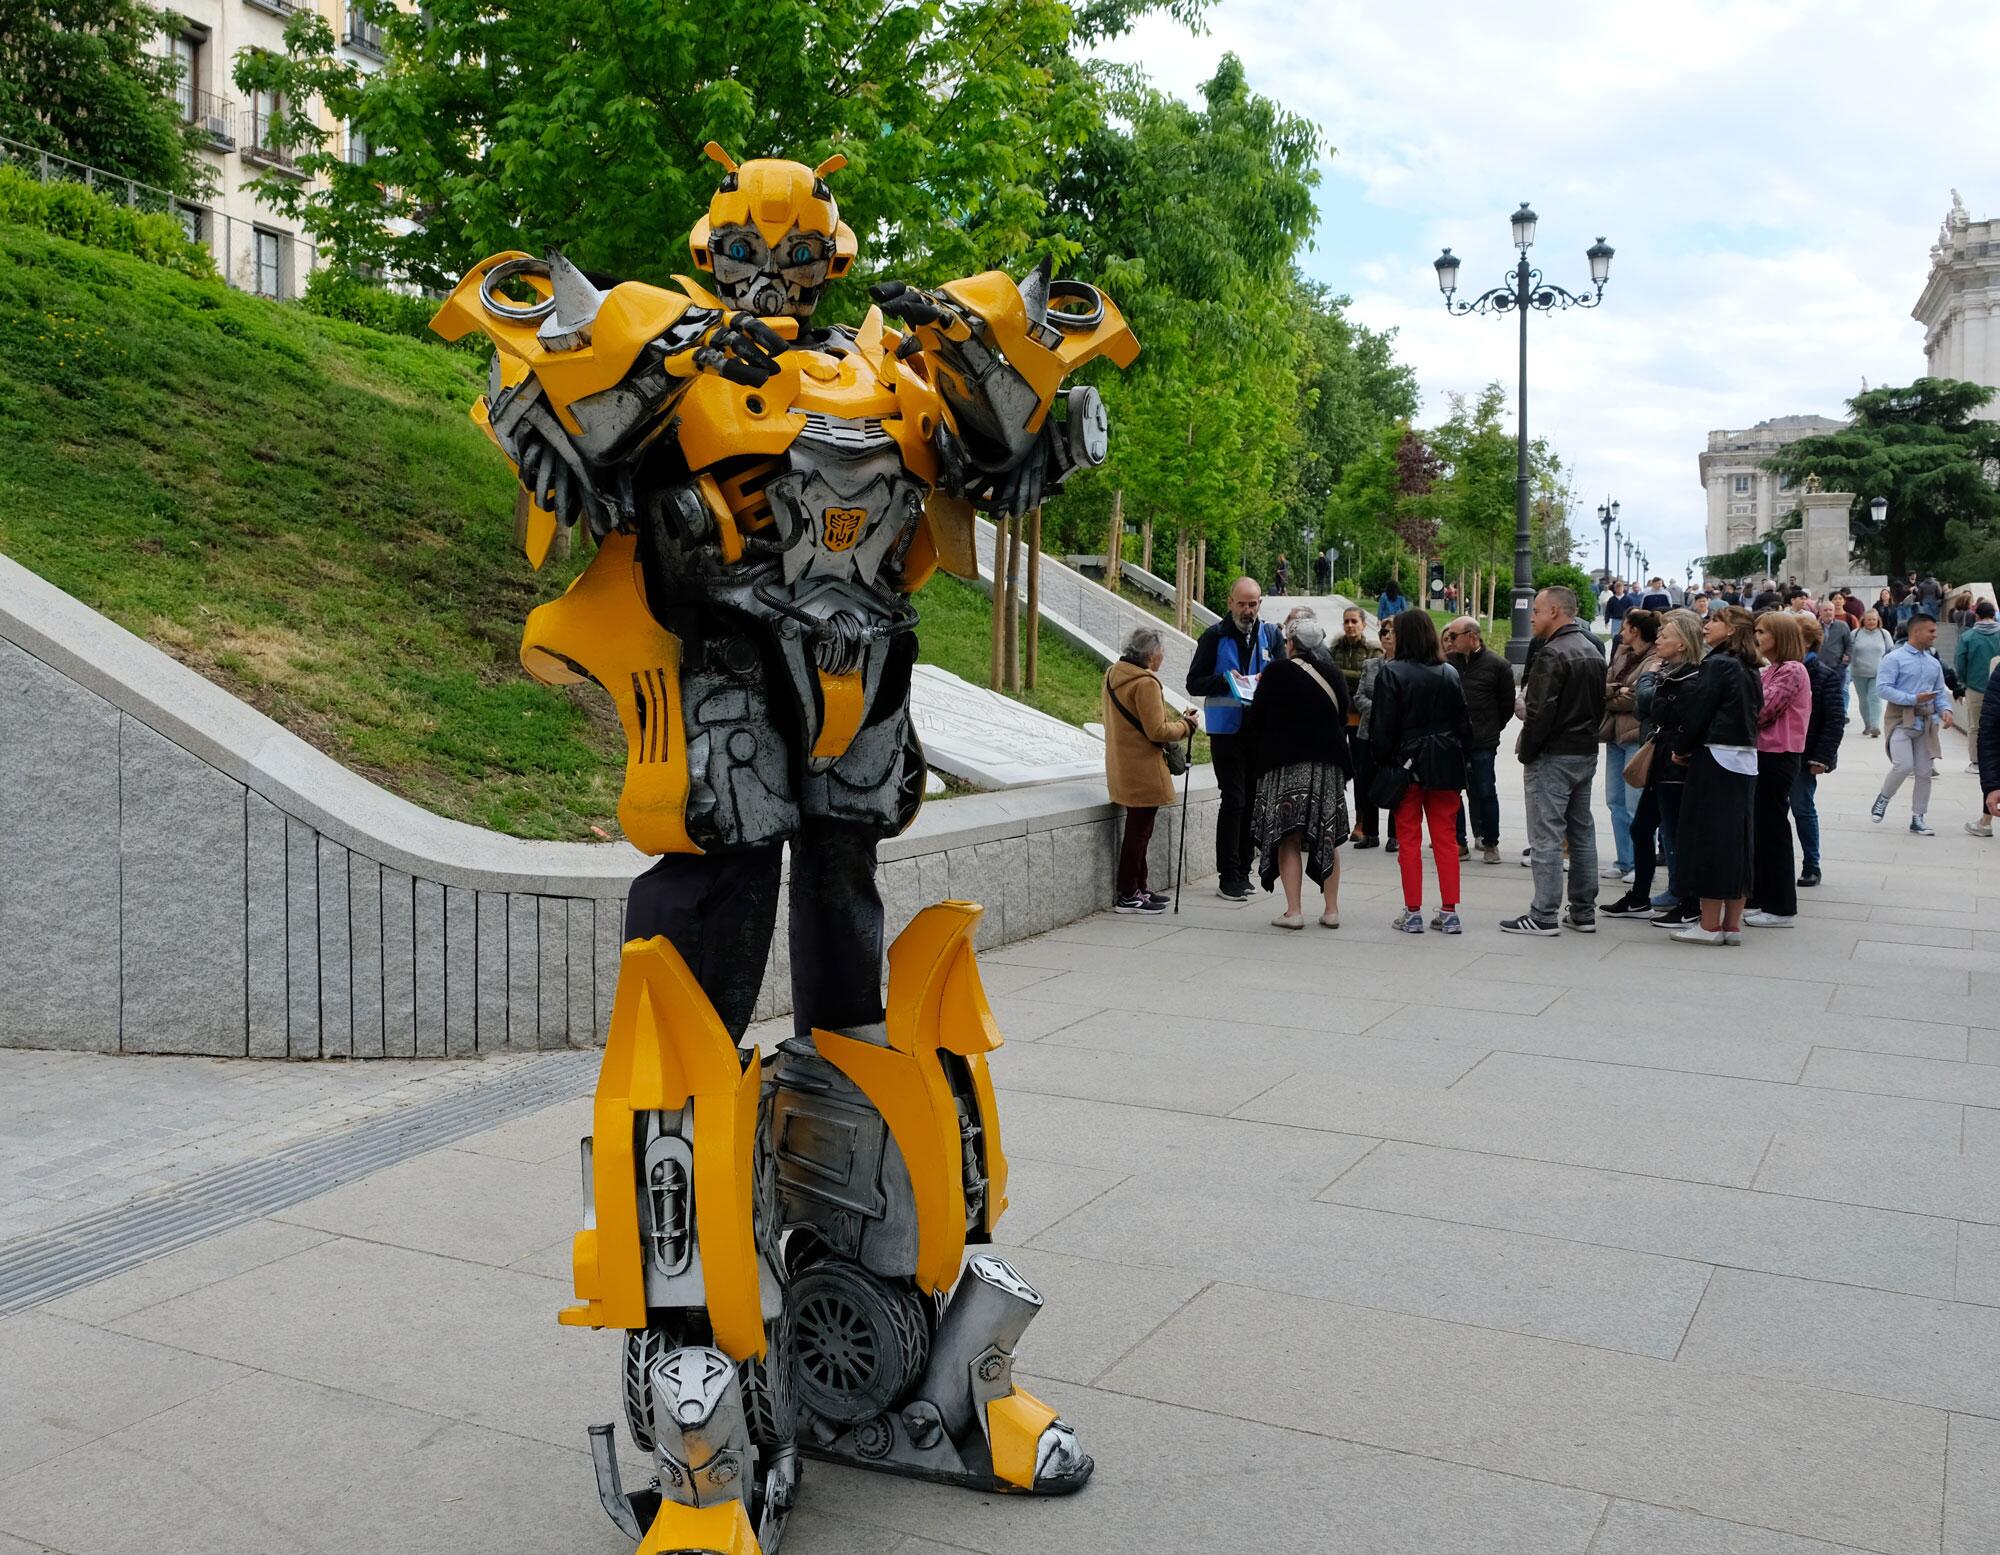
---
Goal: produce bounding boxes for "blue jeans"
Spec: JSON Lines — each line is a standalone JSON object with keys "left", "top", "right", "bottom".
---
{"left": 1853, "top": 673, "right": 1882, "bottom": 733}
{"left": 1465, "top": 747, "right": 1501, "bottom": 847}
{"left": 1791, "top": 766, "right": 1820, "bottom": 873}
{"left": 1603, "top": 742, "right": 1641, "bottom": 871}
{"left": 1656, "top": 780, "right": 1687, "bottom": 902}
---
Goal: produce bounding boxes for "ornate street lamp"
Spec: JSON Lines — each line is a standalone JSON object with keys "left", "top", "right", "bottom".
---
{"left": 1762, "top": 535, "right": 1776, "bottom": 581}
{"left": 1597, "top": 497, "right": 1620, "bottom": 580}
{"left": 1437, "top": 207, "right": 1613, "bottom": 665}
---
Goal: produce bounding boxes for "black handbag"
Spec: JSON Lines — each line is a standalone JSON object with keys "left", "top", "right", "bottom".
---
{"left": 1109, "top": 681, "right": 1190, "bottom": 776}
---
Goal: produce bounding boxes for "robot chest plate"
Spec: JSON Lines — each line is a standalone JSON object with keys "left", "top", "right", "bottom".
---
{"left": 769, "top": 414, "right": 926, "bottom": 592}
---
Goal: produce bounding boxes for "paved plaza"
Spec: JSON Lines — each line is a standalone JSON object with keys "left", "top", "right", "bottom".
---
{"left": 5, "top": 713, "right": 2000, "bottom": 1555}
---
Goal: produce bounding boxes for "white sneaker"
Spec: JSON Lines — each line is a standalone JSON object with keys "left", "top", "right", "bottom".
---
{"left": 1600, "top": 865, "right": 1629, "bottom": 879}
{"left": 1969, "top": 762, "right": 1982, "bottom": 773}
{"left": 1672, "top": 925, "right": 1726, "bottom": 946}
{"left": 1742, "top": 909, "right": 1795, "bottom": 928}
{"left": 1967, "top": 821, "right": 1993, "bottom": 838}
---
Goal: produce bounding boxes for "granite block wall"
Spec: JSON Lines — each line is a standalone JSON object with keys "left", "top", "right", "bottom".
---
{"left": 1, "top": 585, "right": 1217, "bottom": 1058}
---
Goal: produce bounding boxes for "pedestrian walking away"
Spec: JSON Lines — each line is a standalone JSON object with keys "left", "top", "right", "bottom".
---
{"left": 1600, "top": 610, "right": 1657, "bottom": 882}
{"left": 1502, "top": 587, "right": 1607, "bottom": 937}
{"left": 1351, "top": 617, "right": 1396, "bottom": 849}
{"left": 1372, "top": 610, "right": 1473, "bottom": 935}
{"left": 1957, "top": 600, "right": 2000, "bottom": 809}
{"left": 1443, "top": 615, "right": 1515, "bottom": 864}
{"left": 1186, "top": 577, "right": 1284, "bottom": 901}
{"left": 1745, "top": 612, "right": 1809, "bottom": 927}
{"left": 1103, "top": 627, "right": 1195, "bottom": 914}
{"left": 1872, "top": 614, "right": 1954, "bottom": 835}
{"left": 1670, "top": 606, "right": 1763, "bottom": 946}
{"left": 1791, "top": 614, "right": 1847, "bottom": 885}
{"left": 1242, "top": 613, "right": 1354, "bottom": 929}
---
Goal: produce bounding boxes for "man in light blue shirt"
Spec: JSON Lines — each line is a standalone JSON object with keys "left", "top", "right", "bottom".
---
{"left": 1871, "top": 614, "right": 1955, "bottom": 834}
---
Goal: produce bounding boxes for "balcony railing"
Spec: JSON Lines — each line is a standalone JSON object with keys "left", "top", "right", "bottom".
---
{"left": 343, "top": 17, "right": 386, "bottom": 58}
{"left": 243, "top": 0, "right": 302, "bottom": 16}
{"left": 187, "top": 90, "right": 236, "bottom": 150}
{"left": 240, "top": 111, "right": 302, "bottom": 174}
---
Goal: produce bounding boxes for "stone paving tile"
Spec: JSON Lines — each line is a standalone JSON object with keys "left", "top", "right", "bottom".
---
{"left": 1033, "top": 1175, "right": 1713, "bottom": 1358}
{"left": 449, "top": 1094, "right": 592, "bottom": 1167}
{"left": 1964, "top": 1105, "right": 2000, "bottom": 1152}
{"left": 1756, "top": 1134, "right": 2000, "bottom": 1223}
{"left": 1802, "top": 1045, "right": 2000, "bottom": 1106}
{"left": 1958, "top": 1221, "right": 2000, "bottom": 1305}
{"left": 1590, "top": 1500, "right": 1890, "bottom": 1554}
{"left": 987, "top": 1038, "right": 1296, "bottom": 1117}
{"left": 0, "top": 1370, "right": 624, "bottom": 1555}
{"left": 1676, "top": 1268, "right": 2000, "bottom": 1416}
{"left": 1363, "top": 1003, "right": 1821, "bottom": 1081}
{"left": 108, "top": 1237, "right": 603, "bottom": 1453}
{"left": 803, "top": 1379, "right": 1607, "bottom": 1555}
{"left": 1095, "top": 1282, "right": 1945, "bottom": 1555}
{"left": 1451, "top": 1050, "right": 1963, "bottom": 1149}
{"left": 972, "top": 1242, "right": 1206, "bottom": 1387}
{"left": 1949, "top": 1412, "right": 2000, "bottom": 1555}
{"left": 998, "top": 967, "right": 1404, "bottom": 1033}
{"left": 39, "top": 1220, "right": 333, "bottom": 1328}
{"left": 1322, "top": 1141, "right": 1961, "bottom": 1298}
{"left": 982, "top": 1156, "right": 1130, "bottom": 1243}
{"left": 0, "top": 1311, "right": 246, "bottom": 1480}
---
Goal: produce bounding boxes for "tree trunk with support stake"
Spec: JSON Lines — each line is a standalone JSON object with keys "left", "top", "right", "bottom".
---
{"left": 1194, "top": 536, "right": 1207, "bottom": 623}
{"left": 1024, "top": 507, "right": 1043, "bottom": 690}
{"left": 988, "top": 514, "right": 1008, "bottom": 690}
{"left": 1105, "top": 489, "right": 1124, "bottom": 596}
{"left": 1141, "top": 516, "right": 1154, "bottom": 577}
{"left": 1003, "top": 509, "right": 1024, "bottom": 692}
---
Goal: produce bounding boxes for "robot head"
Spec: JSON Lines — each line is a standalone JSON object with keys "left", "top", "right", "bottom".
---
{"left": 690, "top": 143, "right": 856, "bottom": 320}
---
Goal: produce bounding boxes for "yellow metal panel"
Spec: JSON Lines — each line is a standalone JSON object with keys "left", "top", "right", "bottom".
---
{"left": 695, "top": 472, "right": 745, "bottom": 564}
{"left": 692, "top": 1051, "right": 768, "bottom": 1363}
{"left": 932, "top": 269, "right": 1141, "bottom": 435}
{"left": 918, "top": 491, "right": 978, "bottom": 583}
{"left": 560, "top": 937, "right": 755, "bottom": 1340}
{"left": 967, "top": 1053, "right": 1009, "bottom": 1233}
{"left": 637, "top": 1498, "right": 762, "bottom": 1555}
{"left": 812, "top": 1027, "right": 966, "bottom": 1293}
{"left": 675, "top": 370, "right": 806, "bottom": 470}
{"left": 810, "top": 670, "right": 865, "bottom": 760}
{"left": 520, "top": 533, "right": 700, "bottom": 857}
{"left": 986, "top": 1388, "right": 1060, "bottom": 1491}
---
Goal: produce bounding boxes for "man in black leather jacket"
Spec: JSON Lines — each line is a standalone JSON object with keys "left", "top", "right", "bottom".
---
{"left": 1504, "top": 588, "right": 1607, "bottom": 935}
{"left": 1444, "top": 616, "right": 1515, "bottom": 865}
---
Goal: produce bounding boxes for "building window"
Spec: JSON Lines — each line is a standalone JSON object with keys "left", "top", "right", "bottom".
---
{"left": 177, "top": 205, "right": 203, "bottom": 243}
{"left": 345, "top": 122, "right": 370, "bottom": 164}
{"left": 1733, "top": 475, "right": 1751, "bottom": 494}
{"left": 169, "top": 33, "right": 200, "bottom": 119}
{"left": 253, "top": 228, "right": 285, "bottom": 299}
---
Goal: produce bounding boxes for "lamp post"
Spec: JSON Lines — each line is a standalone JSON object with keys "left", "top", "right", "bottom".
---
{"left": 1762, "top": 535, "right": 1776, "bottom": 582}
{"left": 1597, "top": 497, "right": 1620, "bottom": 581}
{"left": 1436, "top": 206, "right": 1613, "bottom": 665}
{"left": 1870, "top": 494, "right": 1888, "bottom": 559}
{"left": 1624, "top": 536, "right": 1635, "bottom": 579}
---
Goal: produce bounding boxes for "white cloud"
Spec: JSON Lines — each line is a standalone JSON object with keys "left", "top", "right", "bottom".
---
{"left": 1093, "top": 0, "right": 2000, "bottom": 578}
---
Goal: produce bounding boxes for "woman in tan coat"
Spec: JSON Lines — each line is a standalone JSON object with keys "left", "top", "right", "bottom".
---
{"left": 1104, "top": 626, "right": 1195, "bottom": 913}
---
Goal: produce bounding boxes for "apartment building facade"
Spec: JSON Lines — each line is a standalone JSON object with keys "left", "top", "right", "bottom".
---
{"left": 1697, "top": 414, "right": 1849, "bottom": 560}
{"left": 161, "top": 1, "right": 387, "bottom": 297}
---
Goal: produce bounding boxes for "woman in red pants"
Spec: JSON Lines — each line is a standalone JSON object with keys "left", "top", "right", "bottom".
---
{"left": 1368, "top": 609, "right": 1474, "bottom": 934}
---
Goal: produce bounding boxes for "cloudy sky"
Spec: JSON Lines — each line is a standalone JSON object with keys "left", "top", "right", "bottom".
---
{"left": 1095, "top": 0, "right": 2000, "bottom": 581}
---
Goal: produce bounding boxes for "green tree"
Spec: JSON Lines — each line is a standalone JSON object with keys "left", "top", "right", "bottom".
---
{"left": 1763, "top": 378, "right": 2000, "bottom": 575}
{"left": 235, "top": 0, "right": 1207, "bottom": 291}
{"left": 1426, "top": 384, "right": 1514, "bottom": 584}
{"left": 0, "top": 0, "right": 212, "bottom": 195}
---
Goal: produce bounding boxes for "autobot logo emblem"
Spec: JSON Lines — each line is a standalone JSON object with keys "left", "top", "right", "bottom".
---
{"left": 821, "top": 506, "right": 866, "bottom": 552}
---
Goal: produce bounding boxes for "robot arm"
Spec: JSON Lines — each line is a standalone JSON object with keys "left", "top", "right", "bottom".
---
{"left": 431, "top": 250, "right": 791, "bottom": 557}
{"left": 871, "top": 262, "right": 1139, "bottom": 516}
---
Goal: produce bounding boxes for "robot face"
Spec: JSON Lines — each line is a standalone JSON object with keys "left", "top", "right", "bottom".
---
{"left": 707, "top": 223, "right": 832, "bottom": 319}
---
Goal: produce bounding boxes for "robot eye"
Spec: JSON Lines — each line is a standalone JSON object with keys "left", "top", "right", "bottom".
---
{"left": 791, "top": 244, "right": 813, "bottom": 263}
{"left": 728, "top": 241, "right": 750, "bottom": 260}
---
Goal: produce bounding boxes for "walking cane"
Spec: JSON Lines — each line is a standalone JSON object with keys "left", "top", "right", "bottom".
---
{"left": 1172, "top": 731, "right": 1193, "bottom": 913}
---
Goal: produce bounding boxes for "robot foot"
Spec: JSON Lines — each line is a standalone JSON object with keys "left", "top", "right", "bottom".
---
{"left": 790, "top": 1252, "right": 1093, "bottom": 1496}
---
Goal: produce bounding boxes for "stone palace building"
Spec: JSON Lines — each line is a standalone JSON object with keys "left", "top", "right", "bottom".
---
{"left": 1698, "top": 414, "right": 1848, "bottom": 560}
{"left": 1912, "top": 191, "right": 2000, "bottom": 422}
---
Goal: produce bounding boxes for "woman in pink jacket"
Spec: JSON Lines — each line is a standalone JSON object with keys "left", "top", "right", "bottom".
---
{"left": 1746, "top": 611, "right": 1810, "bottom": 927}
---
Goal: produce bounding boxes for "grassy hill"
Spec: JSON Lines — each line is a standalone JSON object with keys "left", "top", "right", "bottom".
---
{"left": 0, "top": 226, "right": 1110, "bottom": 840}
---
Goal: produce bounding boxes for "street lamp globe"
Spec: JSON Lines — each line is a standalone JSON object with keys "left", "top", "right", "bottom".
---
{"left": 1510, "top": 202, "right": 1538, "bottom": 250}
{"left": 1586, "top": 237, "right": 1615, "bottom": 287}
{"left": 1434, "top": 248, "right": 1461, "bottom": 296}
{"left": 1870, "top": 495, "right": 1888, "bottom": 525}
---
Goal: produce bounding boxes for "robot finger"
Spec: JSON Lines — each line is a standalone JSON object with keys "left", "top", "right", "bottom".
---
{"left": 547, "top": 460, "right": 571, "bottom": 521}
{"left": 733, "top": 315, "right": 789, "bottom": 356}
{"left": 716, "top": 357, "right": 776, "bottom": 387}
{"left": 868, "top": 280, "right": 909, "bottom": 304}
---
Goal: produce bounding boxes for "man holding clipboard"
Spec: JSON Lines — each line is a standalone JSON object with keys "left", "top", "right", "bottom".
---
{"left": 1186, "top": 576, "right": 1286, "bottom": 901}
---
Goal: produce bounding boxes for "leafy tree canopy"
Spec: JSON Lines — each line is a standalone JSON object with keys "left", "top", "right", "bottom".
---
{"left": 0, "top": 0, "right": 213, "bottom": 196}
{"left": 1763, "top": 378, "right": 2000, "bottom": 576}
{"left": 237, "top": 0, "right": 1209, "bottom": 292}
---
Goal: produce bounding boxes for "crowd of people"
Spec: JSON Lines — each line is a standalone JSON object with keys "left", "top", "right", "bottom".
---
{"left": 1100, "top": 566, "right": 1997, "bottom": 943}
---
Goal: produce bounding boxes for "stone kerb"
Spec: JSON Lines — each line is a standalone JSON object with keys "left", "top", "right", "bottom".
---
{"left": 0, "top": 552, "right": 1215, "bottom": 1059}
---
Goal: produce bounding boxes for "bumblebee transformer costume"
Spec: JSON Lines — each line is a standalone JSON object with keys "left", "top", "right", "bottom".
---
{"left": 429, "top": 144, "right": 1137, "bottom": 1555}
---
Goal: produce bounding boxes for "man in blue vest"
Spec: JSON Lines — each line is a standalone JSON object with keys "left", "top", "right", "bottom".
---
{"left": 1186, "top": 576, "right": 1285, "bottom": 901}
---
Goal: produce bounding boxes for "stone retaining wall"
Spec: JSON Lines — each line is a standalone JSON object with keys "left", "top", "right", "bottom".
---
{"left": 0, "top": 555, "right": 1215, "bottom": 1058}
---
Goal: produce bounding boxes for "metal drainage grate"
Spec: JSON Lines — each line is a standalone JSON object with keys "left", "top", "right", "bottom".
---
{"left": 0, "top": 1049, "right": 598, "bottom": 1316}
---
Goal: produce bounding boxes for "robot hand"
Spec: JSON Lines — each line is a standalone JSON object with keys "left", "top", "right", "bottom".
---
{"left": 871, "top": 281, "right": 973, "bottom": 343}
{"left": 685, "top": 311, "right": 789, "bottom": 387}
{"left": 514, "top": 422, "right": 608, "bottom": 535}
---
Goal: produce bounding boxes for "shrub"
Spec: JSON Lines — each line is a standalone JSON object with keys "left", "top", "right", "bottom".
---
{"left": 0, "top": 165, "right": 214, "bottom": 280}
{"left": 302, "top": 269, "right": 474, "bottom": 350}
{"left": 1534, "top": 561, "right": 1600, "bottom": 619}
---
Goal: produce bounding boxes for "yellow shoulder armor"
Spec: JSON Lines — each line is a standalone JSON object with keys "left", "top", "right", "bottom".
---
{"left": 937, "top": 270, "right": 1140, "bottom": 434}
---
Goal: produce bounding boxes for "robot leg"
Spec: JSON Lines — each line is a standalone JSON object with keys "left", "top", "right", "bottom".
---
{"left": 565, "top": 931, "right": 797, "bottom": 1555}
{"left": 770, "top": 900, "right": 1091, "bottom": 1495}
